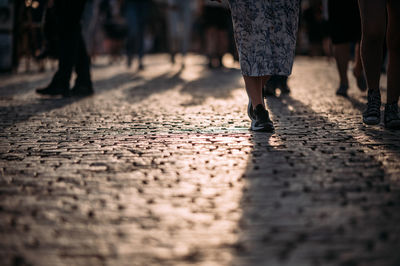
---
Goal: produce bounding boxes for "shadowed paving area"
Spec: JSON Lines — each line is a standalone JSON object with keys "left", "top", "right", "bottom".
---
{"left": 0, "top": 55, "right": 400, "bottom": 266}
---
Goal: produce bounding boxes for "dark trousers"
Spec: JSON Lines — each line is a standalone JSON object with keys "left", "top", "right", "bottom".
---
{"left": 125, "top": 1, "right": 150, "bottom": 61}
{"left": 51, "top": 0, "right": 92, "bottom": 89}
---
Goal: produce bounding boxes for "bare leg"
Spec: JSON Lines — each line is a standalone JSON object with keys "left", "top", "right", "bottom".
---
{"left": 206, "top": 27, "right": 218, "bottom": 67}
{"left": 217, "top": 30, "right": 229, "bottom": 67}
{"left": 244, "top": 75, "right": 270, "bottom": 108}
{"left": 358, "top": 0, "right": 387, "bottom": 92}
{"left": 353, "top": 43, "right": 363, "bottom": 77}
{"left": 333, "top": 43, "right": 351, "bottom": 86}
{"left": 387, "top": 0, "right": 400, "bottom": 104}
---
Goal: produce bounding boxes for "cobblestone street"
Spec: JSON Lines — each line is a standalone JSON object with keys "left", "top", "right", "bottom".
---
{"left": 1, "top": 55, "right": 400, "bottom": 266}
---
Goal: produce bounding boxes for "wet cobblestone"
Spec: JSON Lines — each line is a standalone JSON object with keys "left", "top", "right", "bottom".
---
{"left": 1, "top": 55, "right": 400, "bottom": 266}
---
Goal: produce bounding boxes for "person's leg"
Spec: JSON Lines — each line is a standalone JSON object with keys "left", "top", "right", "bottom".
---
{"left": 384, "top": 0, "right": 400, "bottom": 128}
{"left": 358, "top": 0, "right": 386, "bottom": 124}
{"left": 217, "top": 29, "right": 229, "bottom": 67}
{"left": 333, "top": 43, "right": 351, "bottom": 96}
{"left": 206, "top": 27, "right": 218, "bottom": 68}
{"left": 245, "top": 76, "right": 272, "bottom": 107}
{"left": 167, "top": 9, "right": 178, "bottom": 64}
{"left": 37, "top": 0, "right": 86, "bottom": 95}
{"left": 353, "top": 43, "right": 363, "bottom": 77}
{"left": 244, "top": 76, "right": 264, "bottom": 108}
{"left": 136, "top": 2, "right": 149, "bottom": 70}
{"left": 263, "top": 75, "right": 277, "bottom": 97}
{"left": 358, "top": 0, "right": 387, "bottom": 92}
{"left": 386, "top": 0, "right": 400, "bottom": 104}
{"left": 181, "top": 1, "right": 192, "bottom": 67}
{"left": 333, "top": 43, "right": 350, "bottom": 86}
{"left": 244, "top": 75, "right": 273, "bottom": 131}
{"left": 353, "top": 42, "right": 367, "bottom": 91}
{"left": 125, "top": 3, "right": 138, "bottom": 68}
{"left": 73, "top": 32, "right": 93, "bottom": 95}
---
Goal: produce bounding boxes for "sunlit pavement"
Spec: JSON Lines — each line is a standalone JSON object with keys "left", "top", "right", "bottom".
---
{"left": 1, "top": 54, "right": 400, "bottom": 266}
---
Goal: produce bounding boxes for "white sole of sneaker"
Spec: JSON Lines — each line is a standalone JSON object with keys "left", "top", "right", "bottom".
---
{"left": 363, "top": 117, "right": 380, "bottom": 125}
{"left": 251, "top": 121, "right": 274, "bottom": 132}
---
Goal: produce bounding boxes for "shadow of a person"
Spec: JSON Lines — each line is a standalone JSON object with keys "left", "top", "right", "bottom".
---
{"left": 346, "top": 95, "right": 400, "bottom": 159}
{"left": 231, "top": 94, "right": 400, "bottom": 266}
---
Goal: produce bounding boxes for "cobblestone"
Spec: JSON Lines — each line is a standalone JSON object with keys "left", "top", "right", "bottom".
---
{"left": 1, "top": 55, "right": 400, "bottom": 266}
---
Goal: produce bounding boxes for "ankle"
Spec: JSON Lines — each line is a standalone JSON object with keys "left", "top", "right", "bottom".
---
{"left": 253, "top": 103, "right": 264, "bottom": 110}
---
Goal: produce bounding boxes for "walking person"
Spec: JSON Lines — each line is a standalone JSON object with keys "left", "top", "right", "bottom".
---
{"left": 166, "top": 0, "right": 193, "bottom": 68}
{"left": 359, "top": 0, "right": 400, "bottom": 129}
{"left": 200, "top": 0, "right": 230, "bottom": 69}
{"left": 213, "top": 0, "right": 300, "bottom": 132}
{"left": 326, "top": 0, "right": 366, "bottom": 97}
{"left": 36, "top": 0, "right": 93, "bottom": 96}
{"left": 124, "top": 0, "right": 150, "bottom": 70}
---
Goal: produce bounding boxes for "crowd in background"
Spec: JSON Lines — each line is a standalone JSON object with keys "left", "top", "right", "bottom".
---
{"left": 9, "top": 0, "right": 348, "bottom": 73}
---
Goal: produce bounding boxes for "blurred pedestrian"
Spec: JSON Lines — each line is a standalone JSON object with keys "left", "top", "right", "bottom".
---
{"left": 124, "top": 0, "right": 150, "bottom": 70}
{"left": 215, "top": 0, "right": 300, "bottom": 132}
{"left": 36, "top": 0, "right": 93, "bottom": 96}
{"left": 303, "top": 0, "right": 325, "bottom": 56}
{"left": 359, "top": 0, "right": 400, "bottom": 129}
{"left": 100, "top": 0, "right": 128, "bottom": 64}
{"left": 199, "top": 0, "right": 230, "bottom": 69}
{"left": 326, "top": 0, "right": 366, "bottom": 97}
{"left": 36, "top": 0, "right": 59, "bottom": 61}
{"left": 166, "top": 0, "right": 193, "bottom": 68}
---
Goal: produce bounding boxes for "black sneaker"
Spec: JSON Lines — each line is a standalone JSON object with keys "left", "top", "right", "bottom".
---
{"left": 384, "top": 103, "right": 400, "bottom": 129}
{"left": 248, "top": 101, "right": 274, "bottom": 132}
{"left": 336, "top": 84, "right": 349, "bottom": 97}
{"left": 363, "top": 89, "right": 381, "bottom": 125}
{"left": 70, "top": 85, "right": 94, "bottom": 97}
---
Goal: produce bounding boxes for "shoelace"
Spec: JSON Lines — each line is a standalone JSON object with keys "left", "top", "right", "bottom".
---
{"left": 364, "top": 93, "right": 381, "bottom": 116}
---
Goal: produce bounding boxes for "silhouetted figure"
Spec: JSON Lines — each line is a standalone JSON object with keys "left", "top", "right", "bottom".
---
{"left": 303, "top": 0, "right": 325, "bottom": 56}
{"left": 100, "top": 0, "right": 128, "bottom": 63}
{"left": 326, "top": 0, "right": 365, "bottom": 97}
{"left": 124, "top": 0, "right": 150, "bottom": 70}
{"left": 166, "top": 0, "right": 193, "bottom": 68}
{"left": 36, "top": 0, "right": 93, "bottom": 96}
{"left": 219, "top": 0, "right": 300, "bottom": 132}
{"left": 359, "top": 0, "right": 400, "bottom": 129}
{"left": 200, "top": 0, "right": 230, "bottom": 69}
{"left": 36, "top": 0, "right": 59, "bottom": 60}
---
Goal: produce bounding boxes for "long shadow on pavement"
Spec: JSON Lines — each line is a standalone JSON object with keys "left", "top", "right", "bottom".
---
{"left": 0, "top": 72, "right": 141, "bottom": 133}
{"left": 124, "top": 67, "right": 241, "bottom": 105}
{"left": 346, "top": 95, "right": 400, "bottom": 159}
{"left": 232, "top": 95, "right": 400, "bottom": 266}
{"left": 0, "top": 74, "right": 54, "bottom": 98}
{"left": 124, "top": 70, "right": 185, "bottom": 103}
{"left": 180, "top": 68, "right": 242, "bottom": 106}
